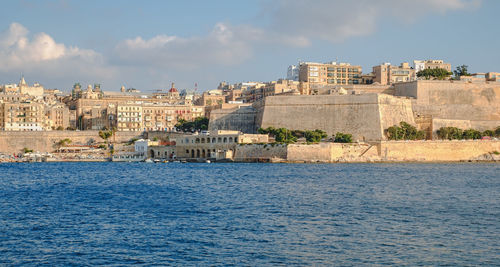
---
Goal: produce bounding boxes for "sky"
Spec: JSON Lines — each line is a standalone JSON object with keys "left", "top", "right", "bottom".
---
{"left": 0, "top": 0, "right": 498, "bottom": 92}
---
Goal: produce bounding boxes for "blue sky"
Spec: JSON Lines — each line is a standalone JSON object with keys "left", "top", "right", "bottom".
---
{"left": 0, "top": 0, "right": 498, "bottom": 92}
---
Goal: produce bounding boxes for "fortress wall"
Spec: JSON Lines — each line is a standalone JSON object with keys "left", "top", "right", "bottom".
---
{"left": 377, "top": 94, "right": 416, "bottom": 131}
{"left": 287, "top": 143, "right": 339, "bottom": 162}
{"left": 209, "top": 106, "right": 257, "bottom": 133}
{"left": 234, "top": 143, "right": 287, "bottom": 161}
{"left": 379, "top": 140, "right": 500, "bottom": 162}
{"left": 0, "top": 131, "right": 141, "bottom": 153}
{"left": 396, "top": 80, "right": 500, "bottom": 121}
{"left": 258, "top": 94, "right": 382, "bottom": 141}
{"left": 286, "top": 141, "right": 500, "bottom": 162}
{"left": 257, "top": 94, "right": 414, "bottom": 141}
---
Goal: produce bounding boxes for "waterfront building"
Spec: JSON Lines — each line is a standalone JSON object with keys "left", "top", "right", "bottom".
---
{"left": 175, "top": 130, "right": 268, "bottom": 160}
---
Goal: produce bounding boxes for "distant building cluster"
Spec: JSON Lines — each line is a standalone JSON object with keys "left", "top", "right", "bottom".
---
{"left": 1, "top": 57, "right": 499, "bottom": 134}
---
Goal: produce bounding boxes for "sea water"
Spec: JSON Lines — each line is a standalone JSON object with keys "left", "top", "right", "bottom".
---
{"left": 0, "top": 162, "right": 499, "bottom": 266}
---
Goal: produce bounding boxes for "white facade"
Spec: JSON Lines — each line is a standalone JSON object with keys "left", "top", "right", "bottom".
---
{"left": 413, "top": 60, "right": 426, "bottom": 72}
{"left": 287, "top": 65, "right": 299, "bottom": 81}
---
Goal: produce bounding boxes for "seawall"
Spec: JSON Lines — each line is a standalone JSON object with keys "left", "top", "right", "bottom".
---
{"left": 0, "top": 131, "right": 142, "bottom": 153}
{"left": 233, "top": 141, "right": 500, "bottom": 163}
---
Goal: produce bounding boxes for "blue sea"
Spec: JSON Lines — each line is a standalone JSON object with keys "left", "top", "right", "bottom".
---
{"left": 0, "top": 162, "right": 499, "bottom": 266}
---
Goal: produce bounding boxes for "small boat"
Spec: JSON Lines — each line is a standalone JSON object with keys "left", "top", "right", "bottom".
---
{"left": 205, "top": 159, "right": 211, "bottom": 163}
{"left": 144, "top": 158, "right": 153, "bottom": 163}
{"left": 163, "top": 160, "right": 169, "bottom": 163}
{"left": 153, "top": 159, "right": 161, "bottom": 163}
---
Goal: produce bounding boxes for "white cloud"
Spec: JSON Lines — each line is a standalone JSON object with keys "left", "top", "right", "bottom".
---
{"left": 0, "top": 22, "right": 116, "bottom": 87}
{"left": 114, "top": 23, "right": 258, "bottom": 70}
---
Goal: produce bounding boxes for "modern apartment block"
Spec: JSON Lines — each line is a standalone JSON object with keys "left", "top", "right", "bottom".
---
{"left": 298, "top": 61, "right": 362, "bottom": 86}
{"left": 373, "top": 62, "right": 416, "bottom": 85}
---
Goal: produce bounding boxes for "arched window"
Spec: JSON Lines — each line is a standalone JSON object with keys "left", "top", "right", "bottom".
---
{"left": 218, "top": 137, "right": 222, "bottom": 143}
{"left": 201, "top": 138, "right": 205, "bottom": 143}
{"left": 212, "top": 138, "right": 216, "bottom": 143}
{"left": 195, "top": 138, "right": 200, "bottom": 143}
{"left": 229, "top": 137, "right": 233, "bottom": 143}
{"left": 223, "top": 137, "right": 227, "bottom": 143}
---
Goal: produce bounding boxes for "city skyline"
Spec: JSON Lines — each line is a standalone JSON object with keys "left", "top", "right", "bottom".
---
{"left": 0, "top": 0, "right": 497, "bottom": 92}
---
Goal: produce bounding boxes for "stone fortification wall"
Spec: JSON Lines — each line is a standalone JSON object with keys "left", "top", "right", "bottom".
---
{"left": 395, "top": 80, "right": 500, "bottom": 122}
{"left": 256, "top": 94, "right": 414, "bottom": 141}
{"left": 209, "top": 106, "right": 257, "bottom": 133}
{"left": 0, "top": 131, "right": 142, "bottom": 153}
{"left": 378, "top": 140, "right": 500, "bottom": 162}
{"left": 233, "top": 143, "right": 287, "bottom": 162}
{"left": 233, "top": 141, "right": 500, "bottom": 163}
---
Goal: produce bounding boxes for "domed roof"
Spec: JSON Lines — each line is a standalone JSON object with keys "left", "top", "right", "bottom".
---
{"left": 169, "top": 82, "right": 178, "bottom": 93}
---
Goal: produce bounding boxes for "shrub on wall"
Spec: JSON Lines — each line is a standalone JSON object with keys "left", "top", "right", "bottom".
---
{"left": 304, "top": 130, "right": 328, "bottom": 143}
{"left": 385, "top": 121, "right": 426, "bottom": 140}
{"left": 334, "top": 132, "right": 353, "bottom": 143}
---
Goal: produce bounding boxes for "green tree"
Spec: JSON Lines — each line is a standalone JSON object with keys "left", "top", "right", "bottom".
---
{"left": 462, "top": 129, "right": 482, "bottom": 140}
{"left": 417, "top": 68, "right": 452, "bottom": 80}
{"left": 386, "top": 121, "right": 426, "bottom": 140}
{"left": 99, "top": 130, "right": 113, "bottom": 143}
{"left": 175, "top": 117, "right": 209, "bottom": 132}
{"left": 304, "top": 129, "right": 327, "bottom": 143}
{"left": 334, "top": 132, "right": 353, "bottom": 143}
{"left": 437, "top": 127, "right": 463, "bottom": 140}
{"left": 483, "top": 130, "right": 495, "bottom": 137}
{"left": 258, "top": 127, "right": 296, "bottom": 143}
{"left": 495, "top": 126, "right": 500, "bottom": 137}
{"left": 453, "top": 65, "right": 470, "bottom": 79}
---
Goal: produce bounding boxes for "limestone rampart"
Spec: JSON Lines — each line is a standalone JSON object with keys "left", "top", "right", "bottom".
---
{"left": 234, "top": 143, "right": 287, "bottom": 162}
{"left": 0, "top": 131, "right": 142, "bottom": 153}
{"left": 377, "top": 140, "right": 500, "bottom": 162}
{"left": 233, "top": 141, "right": 500, "bottom": 163}
{"left": 396, "top": 80, "right": 500, "bottom": 122}
{"left": 209, "top": 106, "right": 257, "bottom": 133}
{"left": 256, "top": 94, "right": 414, "bottom": 141}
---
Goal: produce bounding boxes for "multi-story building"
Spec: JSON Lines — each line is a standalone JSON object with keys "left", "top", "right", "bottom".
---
{"left": 299, "top": 61, "right": 362, "bottom": 86}
{"left": 142, "top": 103, "right": 204, "bottom": 131}
{"left": 117, "top": 103, "right": 143, "bottom": 131}
{"left": 45, "top": 103, "right": 70, "bottom": 130}
{"left": 486, "top": 72, "right": 500, "bottom": 82}
{"left": 195, "top": 90, "right": 226, "bottom": 107}
{"left": 413, "top": 59, "right": 452, "bottom": 73}
{"left": 240, "top": 80, "right": 300, "bottom": 102}
{"left": 373, "top": 62, "right": 416, "bottom": 85}
{"left": 0, "top": 102, "right": 45, "bottom": 131}
{"left": 287, "top": 65, "right": 299, "bottom": 81}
